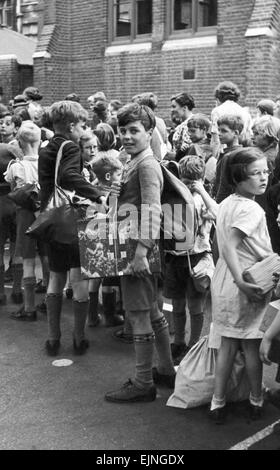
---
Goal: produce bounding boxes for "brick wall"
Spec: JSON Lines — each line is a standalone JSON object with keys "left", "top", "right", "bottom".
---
{"left": 34, "top": 0, "right": 280, "bottom": 120}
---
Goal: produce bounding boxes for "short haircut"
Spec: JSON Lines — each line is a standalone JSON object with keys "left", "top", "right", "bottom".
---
{"left": 257, "top": 99, "right": 275, "bottom": 116}
{"left": 92, "top": 100, "right": 108, "bottom": 122}
{"left": 214, "top": 81, "right": 241, "bottom": 103}
{"left": 91, "top": 155, "right": 123, "bottom": 183}
{"left": 217, "top": 114, "right": 244, "bottom": 133}
{"left": 109, "top": 99, "right": 122, "bottom": 111}
{"left": 93, "top": 123, "right": 116, "bottom": 151}
{"left": 253, "top": 115, "right": 280, "bottom": 143}
{"left": 65, "top": 93, "right": 80, "bottom": 103}
{"left": 117, "top": 103, "right": 156, "bottom": 131}
{"left": 179, "top": 155, "right": 206, "bottom": 180}
{"left": 0, "top": 112, "right": 22, "bottom": 129}
{"left": 187, "top": 113, "right": 211, "bottom": 132}
{"left": 80, "top": 130, "right": 97, "bottom": 149}
{"left": 226, "top": 147, "right": 265, "bottom": 186}
{"left": 132, "top": 92, "right": 158, "bottom": 111}
{"left": 17, "top": 120, "right": 41, "bottom": 145}
{"left": 171, "top": 92, "right": 195, "bottom": 111}
{"left": 49, "top": 101, "right": 88, "bottom": 131}
{"left": 13, "top": 107, "right": 31, "bottom": 122}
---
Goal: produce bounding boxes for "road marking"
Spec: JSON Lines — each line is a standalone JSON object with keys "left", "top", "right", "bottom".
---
{"left": 229, "top": 419, "right": 280, "bottom": 450}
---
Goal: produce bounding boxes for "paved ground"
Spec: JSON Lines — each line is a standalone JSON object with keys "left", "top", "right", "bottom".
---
{"left": 0, "top": 263, "right": 280, "bottom": 450}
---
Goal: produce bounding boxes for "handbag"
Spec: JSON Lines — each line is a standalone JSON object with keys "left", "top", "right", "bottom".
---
{"left": 242, "top": 253, "right": 280, "bottom": 294}
{"left": 187, "top": 251, "right": 215, "bottom": 293}
{"left": 8, "top": 183, "right": 40, "bottom": 212}
{"left": 26, "top": 141, "right": 79, "bottom": 245}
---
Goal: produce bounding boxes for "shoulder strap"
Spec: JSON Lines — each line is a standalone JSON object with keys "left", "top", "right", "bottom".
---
{"left": 54, "top": 140, "right": 73, "bottom": 186}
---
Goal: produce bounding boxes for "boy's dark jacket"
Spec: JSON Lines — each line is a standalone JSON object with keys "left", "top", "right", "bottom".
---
{"left": 39, "top": 135, "right": 102, "bottom": 211}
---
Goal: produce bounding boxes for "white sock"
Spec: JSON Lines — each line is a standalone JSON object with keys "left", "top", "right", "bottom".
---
{"left": 249, "top": 392, "right": 264, "bottom": 407}
{"left": 210, "top": 395, "right": 226, "bottom": 411}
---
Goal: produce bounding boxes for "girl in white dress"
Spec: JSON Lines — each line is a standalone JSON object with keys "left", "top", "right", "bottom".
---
{"left": 210, "top": 147, "right": 273, "bottom": 423}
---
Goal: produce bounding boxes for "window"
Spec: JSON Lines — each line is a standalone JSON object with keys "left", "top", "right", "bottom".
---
{"left": 109, "top": 0, "right": 153, "bottom": 42}
{"left": 168, "top": 0, "right": 217, "bottom": 35}
{"left": 0, "top": 0, "right": 13, "bottom": 28}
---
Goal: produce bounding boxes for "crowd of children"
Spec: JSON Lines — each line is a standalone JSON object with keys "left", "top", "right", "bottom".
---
{"left": 1, "top": 81, "right": 280, "bottom": 422}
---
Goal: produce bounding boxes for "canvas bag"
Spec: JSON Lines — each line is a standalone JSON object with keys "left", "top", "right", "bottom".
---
{"left": 160, "top": 164, "right": 197, "bottom": 253}
{"left": 26, "top": 141, "right": 78, "bottom": 245}
{"left": 167, "top": 334, "right": 250, "bottom": 409}
{"left": 7, "top": 160, "right": 40, "bottom": 212}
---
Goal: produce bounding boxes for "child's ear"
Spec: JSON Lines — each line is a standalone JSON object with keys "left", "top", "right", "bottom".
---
{"left": 105, "top": 172, "right": 111, "bottom": 182}
{"left": 69, "top": 122, "right": 75, "bottom": 133}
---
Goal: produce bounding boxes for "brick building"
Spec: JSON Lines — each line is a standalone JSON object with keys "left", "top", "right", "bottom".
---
{"left": 1, "top": 1, "right": 280, "bottom": 118}
{"left": 0, "top": 0, "right": 44, "bottom": 103}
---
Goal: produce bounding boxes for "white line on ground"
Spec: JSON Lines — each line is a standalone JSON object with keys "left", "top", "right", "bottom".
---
{"left": 229, "top": 419, "right": 280, "bottom": 450}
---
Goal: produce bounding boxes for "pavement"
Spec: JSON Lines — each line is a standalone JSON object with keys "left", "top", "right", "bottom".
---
{"left": 0, "top": 275, "right": 280, "bottom": 450}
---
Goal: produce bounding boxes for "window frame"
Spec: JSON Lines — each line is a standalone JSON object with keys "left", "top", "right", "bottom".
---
{"left": 166, "top": 0, "right": 217, "bottom": 39}
{"left": 0, "top": 0, "right": 14, "bottom": 28}
{"left": 108, "top": 0, "right": 153, "bottom": 45}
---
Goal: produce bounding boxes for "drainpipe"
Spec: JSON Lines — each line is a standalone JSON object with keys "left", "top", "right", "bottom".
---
{"left": 16, "top": 0, "right": 23, "bottom": 33}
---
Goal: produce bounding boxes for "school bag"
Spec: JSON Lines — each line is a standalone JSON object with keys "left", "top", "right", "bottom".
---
{"left": 160, "top": 162, "right": 197, "bottom": 252}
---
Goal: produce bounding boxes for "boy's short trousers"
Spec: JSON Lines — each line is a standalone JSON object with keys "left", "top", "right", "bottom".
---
{"left": 0, "top": 195, "right": 16, "bottom": 248}
{"left": 15, "top": 208, "right": 37, "bottom": 259}
{"left": 46, "top": 241, "right": 81, "bottom": 273}
{"left": 163, "top": 253, "right": 207, "bottom": 315}
{"left": 120, "top": 274, "right": 157, "bottom": 312}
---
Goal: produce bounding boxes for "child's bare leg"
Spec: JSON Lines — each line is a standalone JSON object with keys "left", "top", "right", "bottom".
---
{"left": 241, "top": 339, "right": 263, "bottom": 405}
{"left": 212, "top": 337, "right": 239, "bottom": 409}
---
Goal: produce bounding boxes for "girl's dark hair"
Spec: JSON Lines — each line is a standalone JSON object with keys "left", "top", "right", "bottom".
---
{"left": 214, "top": 81, "right": 241, "bottom": 103}
{"left": 171, "top": 92, "right": 195, "bottom": 111}
{"left": 93, "top": 122, "right": 116, "bottom": 151}
{"left": 117, "top": 103, "right": 156, "bottom": 131}
{"left": 132, "top": 92, "right": 158, "bottom": 111}
{"left": 226, "top": 147, "right": 265, "bottom": 186}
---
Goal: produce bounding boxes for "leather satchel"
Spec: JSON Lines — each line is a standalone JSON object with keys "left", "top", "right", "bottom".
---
{"left": 242, "top": 253, "right": 280, "bottom": 294}
{"left": 26, "top": 141, "right": 78, "bottom": 245}
{"left": 8, "top": 183, "right": 40, "bottom": 212}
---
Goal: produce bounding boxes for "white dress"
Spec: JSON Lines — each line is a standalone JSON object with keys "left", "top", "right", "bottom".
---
{"left": 211, "top": 194, "right": 273, "bottom": 339}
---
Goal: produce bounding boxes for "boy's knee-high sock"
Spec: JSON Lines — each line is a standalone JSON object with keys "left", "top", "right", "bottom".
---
{"left": 173, "top": 310, "right": 186, "bottom": 345}
{"left": 73, "top": 300, "right": 88, "bottom": 344}
{"left": 0, "top": 265, "right": 5, "bottom": 295}
{"left": 188, "top": 313, "right": 204, "bottom": 348}
{"left": 46, "top": 294, "right": 63, "bottom": 342}
{"left": 23, "top": 277, "right": 36, "bottom": 313}
{"left": 12, "top": 263, "right": 23, "bottom": 294}
{"left": 88, "top": 292, "right": 99, "bottom": 323}
{"left": 133, "top": 333, "right": 155, "bottom": 389}
{"left": 152, "top": 316, "right": 175, "bottom": 375}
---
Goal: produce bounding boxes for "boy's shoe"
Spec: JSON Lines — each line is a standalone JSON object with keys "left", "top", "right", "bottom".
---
{"left": 11, "top": 292, "right": 23, "bottom": 304}
{"left": 208, "top": 406, "right": 227, "bottom": 425}
{"left": 104, "top": 313, "right": 124, "bottom": 328}
{"left": 87, "top": 313, "right": 102, "bottom": 327}
{"left": 10, "top": 306, "right": 37, "bottom": 322}
{"left": 35, "top": 280, "right": 47, "bottom": 294}
{"left": 266, "top": 389, "right": 280, "bottom": 409}
{"left": 105, "top": 379, "right": 157, "bottom": 403}
{"left": 152, "top": 367, "right": 176, "bottom": 389}
{"left": 36, "top": 301, "right": 47, "bottom": 315}
{"left": 65, "top": 288, "right": 73, "bottom": 299}
{"left": 247, "top": 403, "right": 264, "bottom": 421}
{"left": 0, "top": 294, "right": 7, "bottom": 306}
{"left": 73, "top": 337, "right": 89, "bottom": 355}
{"left": 112, "top": 327, "right": 133, "bottom": 344}
{"left": 45, "top": 339, "right": 60, "bottom": 357}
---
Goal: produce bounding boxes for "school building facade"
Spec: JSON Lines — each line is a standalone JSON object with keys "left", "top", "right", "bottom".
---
{"left": 1, "top": 1, "right": 280, "bottom": 118}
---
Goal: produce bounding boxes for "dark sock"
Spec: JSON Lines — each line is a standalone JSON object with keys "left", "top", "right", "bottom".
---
{"left": 12, "top": 263, "right": 23, "bottom": 294}
{"left": 173, "top": 310, "right": 186, "bottom": 345}
{"left": 23, "top": 276, "right": 36, "bottom": 313}
{"left": 133, "top": 333, "right": 155, "bottom": 389}
{"left": 188, "top": 313, "right": 204, "bottom": 348}
{"left": 152, "top": 316, "right": 175, "bottom": 376}
{"left": 46, "top": 294, "right": 63, "bottom": 342}
{"left": 102, "top": 292, "right": 116, "bottom": 320}
{"left": 0, "top": 265, "right": 4, "bottom": 295}
{"left": 88, "top": 292, "right": 99, "bottom": 323}
{"left": 73, "top": 300, "right": 88, "bottom": 344}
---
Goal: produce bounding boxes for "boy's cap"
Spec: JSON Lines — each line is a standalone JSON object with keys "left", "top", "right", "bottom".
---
{"left": 23, "top": 86, "right": 43, "bottom": 102}
{"left": 257, "top": 99, "right": 275, "bottom": 116}
{"left": 12, "top": 95, "right": 28, "bottom": 108}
